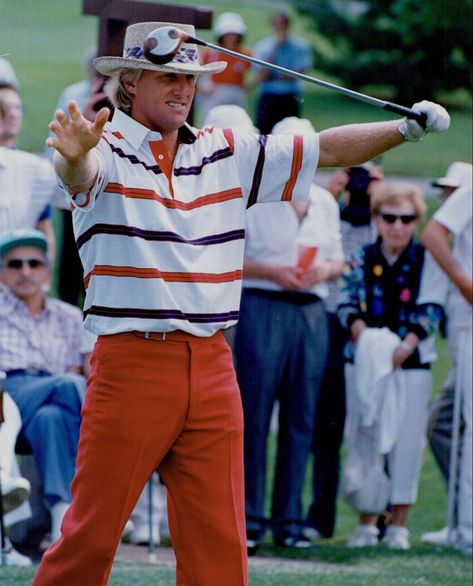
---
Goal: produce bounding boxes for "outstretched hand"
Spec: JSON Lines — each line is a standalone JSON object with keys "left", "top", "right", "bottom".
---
{"left": 46, "top": 101, "right": 110, "bottom": 160}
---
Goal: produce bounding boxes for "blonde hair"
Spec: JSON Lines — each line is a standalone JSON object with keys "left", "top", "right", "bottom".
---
{"left": 371, "top": 181, "right": 426, "bottom": 220}
{"left": 104, "top": 68, "right": 142, "bottom": 113}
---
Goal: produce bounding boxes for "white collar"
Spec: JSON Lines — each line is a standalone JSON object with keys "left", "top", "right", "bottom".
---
{"left": 107, "top": 109, "right": 197, "bottom": 151}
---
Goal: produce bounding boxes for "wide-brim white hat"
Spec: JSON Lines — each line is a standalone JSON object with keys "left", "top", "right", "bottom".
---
{"left": 94, "top": 22, "right": 227, "bottom": 76}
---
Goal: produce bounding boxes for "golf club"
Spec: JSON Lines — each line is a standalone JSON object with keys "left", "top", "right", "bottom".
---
{"left": 143, "top": 26, "right": 427, "bottom": 127}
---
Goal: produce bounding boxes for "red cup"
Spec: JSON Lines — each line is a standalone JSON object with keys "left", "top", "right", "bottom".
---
{"left": 296, "top": 245, "right": 318, "bottom": 277}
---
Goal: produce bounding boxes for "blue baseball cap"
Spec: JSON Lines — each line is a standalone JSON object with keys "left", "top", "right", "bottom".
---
{"left": 0, "top": 229, "right": 48, "bottom": 259}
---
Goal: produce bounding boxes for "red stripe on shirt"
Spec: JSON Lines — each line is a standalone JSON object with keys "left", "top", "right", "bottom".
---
{"left": 103, "top": 182, "right": 242, "bottom": 210}
{"left": 222, "top": 128, "right": 235, "bottom": 154}
{"left": 84, "top": 265, "right": 243, "bottom": 288}
{"left": 71, "top": 189, "right": 92, "bottom": 209}
{"left": 281, "top": 135, "right": 303, "bottom": 202}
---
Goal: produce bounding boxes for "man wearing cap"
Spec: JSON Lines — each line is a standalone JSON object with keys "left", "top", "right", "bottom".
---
{"left": 0, "top": 229, "right": 86, "bottom": 546}
{"left": 421, "top": 163, "right": 472, "bottom": 553}
{"left": 35, "top": 19, "right": 449, "bottom": 585}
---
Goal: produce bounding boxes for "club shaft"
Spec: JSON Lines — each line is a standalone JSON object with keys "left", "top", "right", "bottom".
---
{"left": 189, "top": 36, "right": 426, "bottom": 127}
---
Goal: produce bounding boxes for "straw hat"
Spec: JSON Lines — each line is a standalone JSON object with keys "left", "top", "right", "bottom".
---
{"left": 94, "top": 22, "right": 227, "bottom": 76}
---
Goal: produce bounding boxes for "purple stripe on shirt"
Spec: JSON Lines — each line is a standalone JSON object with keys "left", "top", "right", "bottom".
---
{"left": 247, "top": 135, "right": 267, "bottom": 208}
{"left": 76, "top": 224, "right": 245, "bottom": 250}
{"left": 108, "top": 143, "right": 162, "bottom": 175}
{"left": 173, "top": 146, "right": 233, "bottom": 176}
{"left": 84, "top": 305, "right": 240, "bottom": 323}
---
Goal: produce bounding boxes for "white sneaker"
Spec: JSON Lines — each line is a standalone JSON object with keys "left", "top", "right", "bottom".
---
{"left": 382, "top": 525, "right": 410, "bottom": 550}
{"left": 421, "top": 526, "right": 458, "bottom": 546}
{"left": 0, "top": 472, "right": 30, "bottom": 514}
{"left": 302, "top": 526, "right": 322, "bottom": 541}
{"left": 1, "top": 541, "right": 32, "bottom": 566}
{"left": 347, "top": 524, "right": 379, "bottom": 548}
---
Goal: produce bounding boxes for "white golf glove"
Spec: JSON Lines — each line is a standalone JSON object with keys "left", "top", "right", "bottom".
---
{"left": 398, "top": 100, "right": 450, "bottom": 142}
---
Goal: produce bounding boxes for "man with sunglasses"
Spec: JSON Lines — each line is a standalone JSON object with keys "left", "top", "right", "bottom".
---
{"left": 0, "top": 229, "right": 86, "bottom": 548}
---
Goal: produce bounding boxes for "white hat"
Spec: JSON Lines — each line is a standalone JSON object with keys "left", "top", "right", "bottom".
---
{"left": 214, "top": 13, "right": 247, "bottom": 39}
{"left": 203, "top": 105, "right": 256, "bottom": 132}
{"left": 432, "top": 162, "right": 473, "bottom": 188}
{"left": 94, "top": 22, "right": 227, "bottom": 77}
{"left": 0, "top": 58, "right": 19, "bottom": 89}
{"left": 271, "top": 116, "right": 315, "bottom": 135}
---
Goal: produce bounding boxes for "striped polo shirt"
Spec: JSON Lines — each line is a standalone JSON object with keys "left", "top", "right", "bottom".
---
{"left": 68, "top": 109, "right": 319, "bottom": 336}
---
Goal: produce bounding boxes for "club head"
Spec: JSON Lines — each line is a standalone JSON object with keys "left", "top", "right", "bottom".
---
{"left": 143, "top": 26, "right": 186, "bottom": 65}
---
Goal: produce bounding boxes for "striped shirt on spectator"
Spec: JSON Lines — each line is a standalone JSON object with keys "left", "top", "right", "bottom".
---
{"left": 67, "top": 109, "right": 319, "bottom": 337}
{"left": 0, "top": 283, "right": 84, "bottom": 374}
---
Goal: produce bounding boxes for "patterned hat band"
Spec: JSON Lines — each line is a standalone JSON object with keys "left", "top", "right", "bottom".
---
{"left": 124, "top": 45, "right": 199, "bottom": 65}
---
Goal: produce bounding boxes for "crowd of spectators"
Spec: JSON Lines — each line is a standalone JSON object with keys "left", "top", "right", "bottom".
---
{"left": 0, "top": 9, "right": 470, "bottom": 571}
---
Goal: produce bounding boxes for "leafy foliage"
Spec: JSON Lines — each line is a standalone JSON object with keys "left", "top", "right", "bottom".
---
{"left": 293, "top": 0, "right": 472, "bottom": 103}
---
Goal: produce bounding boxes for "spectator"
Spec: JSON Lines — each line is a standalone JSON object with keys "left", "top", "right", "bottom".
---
{"left": 35, "top": 19, "right": 449, "bottom": 585}
{"left": 339, "top": 182, "right": 444, "bottom": 550}
{"left": 0, "top": 388, "right": 32, "bottom": 566}
{"left": 303, "top": 161, "right": 383, "bottom": 540}
{"left": 252, "top": 10, "right": 312, "bottom": 133}
{"left": 198, "top": 12, "right": 253, "bottom": 125}
{"left": 421, "top": 180, "right": 472, "bottom": 556}
{"left": 0, "top": 229, "right": 86, "bottom": 545}
{"left": 421, "top": 162, "right": 472, "bottom": 547}
{"left": 0, "top": 57, "right": 20, "bottom": 91}
{"left": 0, "top": 82, "right": 23, "bottom": 148}
{"left": 234, "top": 115, "right": 344, "bottom": 552}
{"left": 0, "top": 84, "right": 67, "bottom": 259}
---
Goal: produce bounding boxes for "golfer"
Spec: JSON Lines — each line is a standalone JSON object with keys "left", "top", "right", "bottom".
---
{"left": 34, "top": 21, "right": 449, "bottom": 586}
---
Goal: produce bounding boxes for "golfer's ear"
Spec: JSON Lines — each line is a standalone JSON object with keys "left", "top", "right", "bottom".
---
{"left": 124, "top": 79, "right": 137, "bottom": 96}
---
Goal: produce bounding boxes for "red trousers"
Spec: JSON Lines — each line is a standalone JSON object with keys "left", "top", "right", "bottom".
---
{"left": 33, "top": 331, "right": 247, "bottom": 586}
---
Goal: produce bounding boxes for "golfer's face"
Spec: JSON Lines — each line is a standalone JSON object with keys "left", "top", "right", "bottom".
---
{"left": 130, "top": 69, "right": 196, "bottom": 135}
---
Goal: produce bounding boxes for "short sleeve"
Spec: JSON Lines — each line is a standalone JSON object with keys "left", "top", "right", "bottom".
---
{"left": 232, "top": 129, "right": 319, "bottom": 207}
{"left": 433, "top": 185, "right": 473, "bottom": 236}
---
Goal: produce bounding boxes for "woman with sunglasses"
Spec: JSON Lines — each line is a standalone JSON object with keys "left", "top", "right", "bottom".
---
{"left": 338, "top": 182, "right": 444, "bottom": 550}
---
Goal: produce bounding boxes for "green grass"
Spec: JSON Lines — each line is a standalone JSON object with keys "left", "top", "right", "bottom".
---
{"left": 1, "top": 548, "right": 471, "bottom": 586}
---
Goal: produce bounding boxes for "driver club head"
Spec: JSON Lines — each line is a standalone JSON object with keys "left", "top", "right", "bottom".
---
{"left": 143, "top": 26, "right": 187, "bottom": 64}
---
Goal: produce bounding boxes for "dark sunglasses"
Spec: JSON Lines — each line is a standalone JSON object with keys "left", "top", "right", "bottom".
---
{"left": 378, "top": 212, "right": 418, "bottom": 225}
{"left": 4, "top": 258, "right": 46, "bottom": 270}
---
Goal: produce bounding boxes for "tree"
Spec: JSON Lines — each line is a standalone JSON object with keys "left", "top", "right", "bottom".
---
{"left": 293, "top": 0, "right": 472, "bottom": 103}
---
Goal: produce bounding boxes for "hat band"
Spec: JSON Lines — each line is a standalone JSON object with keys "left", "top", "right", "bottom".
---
{"left": 124, "top": 45, "right": 200, "bottom": 65}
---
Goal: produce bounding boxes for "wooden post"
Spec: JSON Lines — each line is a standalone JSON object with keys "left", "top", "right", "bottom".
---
{"left": 83, "top": 0, "right": 213, "bottom": 57}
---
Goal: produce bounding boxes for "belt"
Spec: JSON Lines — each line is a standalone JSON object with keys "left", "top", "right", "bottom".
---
{"left": 132, "top": 330, "right": 198, "bottom": 342}
{"left": 6, "top": 368, "right": 51, "bottom": 377}
{"left": 244, "top": 288, "right": 321, "bottom": 305}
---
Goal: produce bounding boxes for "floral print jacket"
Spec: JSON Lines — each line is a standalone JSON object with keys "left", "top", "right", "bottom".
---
{"left": 338, "top": 238, "right": 443, "bottom": 368}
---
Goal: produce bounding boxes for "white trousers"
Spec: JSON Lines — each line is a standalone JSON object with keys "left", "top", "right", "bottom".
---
{"left": 345, "top": 366, "right": 431, "bottom": 504}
